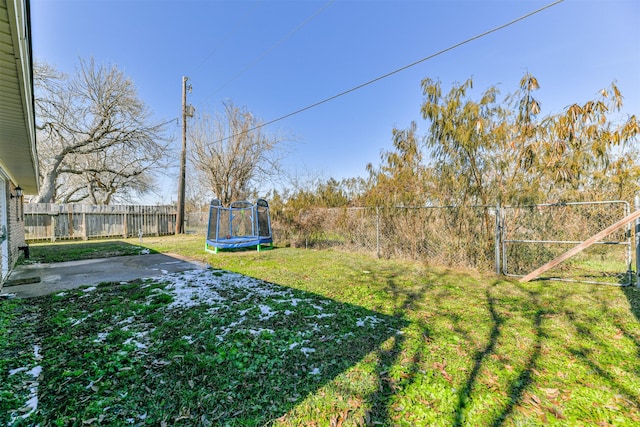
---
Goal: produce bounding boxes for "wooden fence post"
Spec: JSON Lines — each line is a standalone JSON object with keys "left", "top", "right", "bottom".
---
{"left": 82, "top": 212, "right": 88, "bottom": 240}
{"left": 24, "top": 203, "right": 178, "bottom": 242}
{"left": 123, "top": 211, "right": 128, "bottom": 238}
{"left": 50, "top": 214, "right": 56, "bottom": 243}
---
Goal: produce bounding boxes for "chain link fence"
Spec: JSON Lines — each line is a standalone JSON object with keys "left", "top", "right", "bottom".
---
{"left": 501, "top": 201, "right": 632, "bottom": 285}
{"left": 280, "top": 206, "right": 497, "bottom": 270}
{"left": 185, "top": 201, "right": 636, "bottom": 283}
{"left": 186, "top": 206, "right": 496, "bottom": 267}
{"left": 185, "top": 210, "right": 209, "bottom": 235}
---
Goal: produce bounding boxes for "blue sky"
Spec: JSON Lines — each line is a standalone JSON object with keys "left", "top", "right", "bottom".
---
{"left": 31, "top": 0, "right": 639, "bottom": 204}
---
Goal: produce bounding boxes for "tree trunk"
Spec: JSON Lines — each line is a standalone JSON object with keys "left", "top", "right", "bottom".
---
{"left": 34, "top": 155, "right": 64, "bottom": 203}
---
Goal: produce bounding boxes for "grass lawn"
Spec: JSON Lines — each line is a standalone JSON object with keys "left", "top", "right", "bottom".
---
{"left": 17, "top": 240, "right": 156, "bottom": 264}
{"left": 2, "top": 235, "right": 640, "bottom": 426}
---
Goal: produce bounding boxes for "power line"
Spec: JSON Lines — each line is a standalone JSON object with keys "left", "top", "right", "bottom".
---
{"left": 200, "top": 0, "right": 336, "bottom": 105}
{"left": 216, "top": 0, "right": 565, "bottom": 143}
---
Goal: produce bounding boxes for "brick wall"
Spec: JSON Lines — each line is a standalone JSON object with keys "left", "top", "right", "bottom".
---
{"left": 8, "top": 182, "right": 26, "bottom": 268}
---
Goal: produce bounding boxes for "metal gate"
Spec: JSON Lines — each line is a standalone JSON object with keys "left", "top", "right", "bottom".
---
{"left": 498, "top": 201, "right": 633, "bottom": 286}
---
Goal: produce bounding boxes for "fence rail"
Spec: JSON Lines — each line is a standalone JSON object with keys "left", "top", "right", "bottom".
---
{"left": 25, "top": 200, "right": 638, "bottom": 285}
{"left": 500, "top": 201, "right": 632, "bottom": 285}
{"left": 24, "top": 203, "right": 177, "bottom": 242}
{"left": 267, "top": 205, "right": 497, "bottom": 269}
{"left": 268, "top": 203, "right": 635, "bottom": 283}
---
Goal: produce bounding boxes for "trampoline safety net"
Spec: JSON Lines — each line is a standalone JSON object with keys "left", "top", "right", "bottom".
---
{"left": 205, "top": 198, "right": 273, "bottom": 253}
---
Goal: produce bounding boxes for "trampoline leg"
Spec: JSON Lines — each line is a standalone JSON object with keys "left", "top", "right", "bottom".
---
{"left": 215, "top": 247, "right": 219, "bottom": 254}
{"left": 257, "top": 244, "right": 261, "bottom": 252}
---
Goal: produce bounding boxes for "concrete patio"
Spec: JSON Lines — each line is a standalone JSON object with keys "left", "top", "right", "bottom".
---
{"left": 0, "top": 253, "right": 209, "bottom": 298}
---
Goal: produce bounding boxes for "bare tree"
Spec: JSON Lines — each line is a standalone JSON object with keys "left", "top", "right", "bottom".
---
{"left": 189, "top": 101, "right": 286, "bottom": 206}
{"left": 34, "top": 58, "right": 169, "bottom": 204}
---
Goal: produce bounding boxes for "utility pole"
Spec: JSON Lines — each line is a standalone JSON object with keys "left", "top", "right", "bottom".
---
{"left": 176, "top": 76, "right": 193, "bottom": 234}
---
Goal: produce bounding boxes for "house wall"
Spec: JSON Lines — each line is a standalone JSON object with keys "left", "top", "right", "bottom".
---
{"left": 0, "top": 178, "right": 5, "bottom": 288}
{"left": 0, "top": 179, "right": 25, "bottom": 290}
{"left": 8, "top": 181, "right": 25, "bottom": 266}
{"left": 0, "top": 0, "right": 38, "bottom": 291}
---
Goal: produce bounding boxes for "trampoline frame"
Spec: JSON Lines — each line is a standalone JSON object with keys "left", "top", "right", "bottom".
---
{"left": 204, "top": 198, "right": 273, "bottom": 253}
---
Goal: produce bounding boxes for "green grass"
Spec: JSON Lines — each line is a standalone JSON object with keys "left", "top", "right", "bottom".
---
{"left": 2, "top": 235, "right": 640, "bottom": 425}
{"left": 20, "top": 240, "right": 155, "bottom": 264}
{"left": 507, "top": 243, "right": 632, "bottom": 285}
{"left": 0, "top": 297, "right": 41, "bottom": 425}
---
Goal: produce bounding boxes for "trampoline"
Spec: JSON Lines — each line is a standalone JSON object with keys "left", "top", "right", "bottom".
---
{"left": 205, "top": 198, "right": 273, "bottom": 253}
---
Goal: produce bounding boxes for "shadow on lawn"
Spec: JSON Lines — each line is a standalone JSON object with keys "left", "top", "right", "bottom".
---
{"left": 332, "top": 270, "right": 640, "bottom": 425}
{"left": 451, "top": 280, "right": 640, "bottom": 426}
{"left": 597, "top": 285, "right": 640, "bottom": 404}
{"left": 455, "top": 280, "right": 640, "bottom": 427}
{"left": 360, "top": 264, "right": 433, "bottom": 425}
{"left": 623, "top": 285, "right": 640, "bottom": 323}
{"left": 29, "top": 252, "right": 640, "bottom": 425}
{"left": 356, "top": 268, "right": 550, "bottom": 426}
{"left": 32, "top": 271, "right": 408, "bottom": 426}
{"left": 470, "top": 282, "right": 545, "bottom": 427}
{"left": 357, "top": 267, "right": 548, "bottom": 426}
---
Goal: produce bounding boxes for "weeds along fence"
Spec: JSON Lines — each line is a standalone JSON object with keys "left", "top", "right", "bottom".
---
{"left": 183, "top": 205, "right": 496, "bottom": 269}
{"left": 24, "top": 203, "right": 177, "bottom": 242}
{"left": 267, "top": 201, "right": 633, "bottom": 282}
{"left": 270, "top": 206, "right": 498, "bottom": 270}
{"left": 55, "top": 200, "right": 634, "bottom": 283}
{"left": 269, "top": 202, "right": 635, "bottom": 281}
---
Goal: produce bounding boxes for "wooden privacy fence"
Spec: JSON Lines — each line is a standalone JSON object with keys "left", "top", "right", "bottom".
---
{"left": 24, "top": 203, "right": 177, "bottom": 242}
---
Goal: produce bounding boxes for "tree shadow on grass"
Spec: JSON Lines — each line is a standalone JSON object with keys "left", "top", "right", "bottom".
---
{"left": 359, "top": 264, "right": 433, "bottom": 425}
{"left": 30, "top": 270, "right": 407, "bottom": 426}
{"left": 27, "top": 256, "right": 640, "bottom": 425}
{"left": 570, "top": 285, "right": 640, "bottom": 408}
{"left": 354, "top": 268, "right": 548, "bottom": 426}
{"left": 485, "top": 284, "right": 545, "bottom": 427}
{"left": 478, "top": 281, "right": 640, "bottom": 426}
{"left": 452, "top": 281, "right": 505, "bottom": 426}
{"left": 452, "top": 280, "right": 547, "bottom": 427}
{"left": 621, "top": 286, "right": 640, "bottom": 362}
{"left": 622, "top": 284, "right": 640, "bottom": 323}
